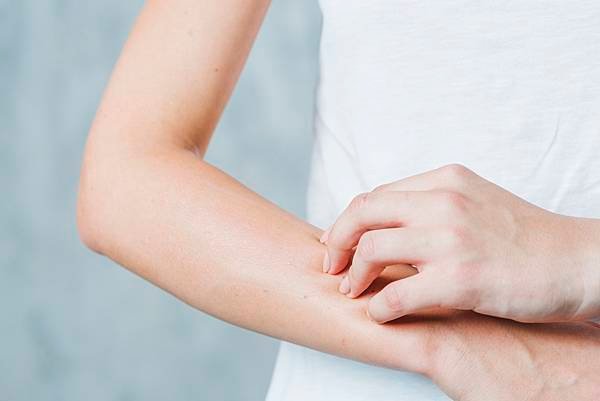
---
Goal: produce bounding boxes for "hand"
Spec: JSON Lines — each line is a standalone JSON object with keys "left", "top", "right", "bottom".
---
{"left": 423, "top": 311, "right": 600, "bottom": 401}
{"left": 322, "top": 164, "right": 600, "bottom": 323}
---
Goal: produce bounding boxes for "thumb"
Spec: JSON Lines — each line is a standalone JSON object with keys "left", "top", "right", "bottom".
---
{"left": 368, "top": 271, "right": 456, "bottom": 323}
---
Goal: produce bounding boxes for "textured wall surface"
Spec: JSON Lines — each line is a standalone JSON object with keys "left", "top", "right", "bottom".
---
{"left": 0, "top": 1, "right": 321, "bottom": 400}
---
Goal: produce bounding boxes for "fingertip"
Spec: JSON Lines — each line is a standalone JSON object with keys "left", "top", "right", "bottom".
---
{"left": 365, "top": 307, "right": 373, "bottom": 321}
{"left": 338, "top": 275, "right": 350, "bottom": 295}
{"left": 325, "top": 251, "right": 341, "bottom": 275}
{"left": 369, "top": 314, "right": 387, "bottom": 324}
{"left": 328, "top": 262, "right": 346, "bottom": 275}
{"left": 367, "top": 294, "right": 394, "bottom": 324}
{"left": 346, "top": 284, "right": 361, "bottom": 299}
{"left": 319, "top": 227, "right": 331, "bottom": 244}
{"left": 344, "top": 266, "right": 369, "bottom": 299}
{"left": 366, "top": 307, "right": 384, "bottom": 324}
{"left": 328, "top": 253, "right": 338, "bottom": 273}
{"left": 322, "top": 251, "right": 330, "bottom": 273}
{"left": 346, "top": 275, "right": 369, "bottom": 299}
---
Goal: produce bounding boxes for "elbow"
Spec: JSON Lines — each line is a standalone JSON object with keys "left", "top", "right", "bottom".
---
{"left": 77, "top": 183, "right": 105, "bottom": 255}
{"left": 77, "top": 198, "right": 103, "bottom": 254}
{"left": 76, "top": 154, "right": 111, "bottom": 255}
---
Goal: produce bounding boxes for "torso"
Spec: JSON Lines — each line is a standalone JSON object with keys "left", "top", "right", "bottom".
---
{"left": 267, "top": 1, "right": 600, "bottom": 399}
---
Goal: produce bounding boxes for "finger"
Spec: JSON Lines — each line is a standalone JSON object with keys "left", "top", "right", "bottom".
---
{"left": 344, "top": 227, "right": 439, "bottom": 298}
{"left": 373, "top": 163, "right": 474, "bottom": 193}
{"left": 325, "top": 191, "right": 448, "bottom": 275}
{"left": 368, "top": 271, "right": 459, "bottom": 323}
{"left": 319, "top": 227, "right": 330, "bottom": 244}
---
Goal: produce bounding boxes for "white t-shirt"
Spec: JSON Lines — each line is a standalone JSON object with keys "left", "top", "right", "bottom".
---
{"left": 266, "top": 1, "right": 600, "bottom": 400}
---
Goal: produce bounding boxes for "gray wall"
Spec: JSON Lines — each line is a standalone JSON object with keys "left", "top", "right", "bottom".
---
{"left": 0, "top": 1, "right": 321, "bottom": 400}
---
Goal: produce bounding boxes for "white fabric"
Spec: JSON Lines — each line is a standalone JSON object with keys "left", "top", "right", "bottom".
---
{"left": 266, "top": 1, "right": 600, "bottom": 400}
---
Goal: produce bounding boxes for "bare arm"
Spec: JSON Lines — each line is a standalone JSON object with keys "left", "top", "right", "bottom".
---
{"left": 77, "top": 3, "right": 600, "bottom": 394}
{"left": 77, "top": 0, "right": 429, "bottom": 373}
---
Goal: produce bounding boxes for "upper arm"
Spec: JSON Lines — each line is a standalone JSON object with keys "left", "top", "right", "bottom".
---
{"left": 88, "top": 0, "right": 270, "bottom": 155}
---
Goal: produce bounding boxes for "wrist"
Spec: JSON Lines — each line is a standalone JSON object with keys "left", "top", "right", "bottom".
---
{"left": 565, "top": 216, "right": 600, "bottom": 320}
{"left": 413, "top": 311, "right": 469, "bottom": 383}
{"left": 581, "top": 221, "right": 600, "bottom": 320}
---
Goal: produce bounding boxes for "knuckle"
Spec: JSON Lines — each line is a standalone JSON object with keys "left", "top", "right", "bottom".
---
{"left": 442, "top": 224, "right": 471, "bottom": 251}
{"left": 349, "top": 192, "right": 370, "bottom": 213}
{"left": 440, "top": 163, "right": 472, "bottom": 185}
{"left": 444, "top": 163, "right": 471, "bottom": 176}
{"left": 357, "top": 232, "right": 377, "bottom": 261}
{"left": 438, "top": 191, "right": 468, "bottom": 216}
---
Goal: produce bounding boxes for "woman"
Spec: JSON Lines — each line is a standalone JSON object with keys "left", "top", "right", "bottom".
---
{"left": 77, "top": 1, "right": 600, "bottom": 400}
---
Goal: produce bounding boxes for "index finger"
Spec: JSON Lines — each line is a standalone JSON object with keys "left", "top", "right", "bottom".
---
{"left": 324, "top": 190, "right": 440, "bottom": 275}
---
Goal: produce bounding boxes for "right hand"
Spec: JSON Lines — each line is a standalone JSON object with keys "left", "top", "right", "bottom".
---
{"left": 322, "top": 165, "right": 600, "bottom": 324}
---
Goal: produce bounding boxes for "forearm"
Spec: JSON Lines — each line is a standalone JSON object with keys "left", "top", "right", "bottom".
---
{"left": 77, "top": 144, "right": 430, "bottom": 373}
{"left": 78, "top": 145, "right": 600, "bottom": 391}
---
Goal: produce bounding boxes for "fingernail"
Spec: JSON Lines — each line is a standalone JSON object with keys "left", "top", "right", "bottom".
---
{"left": 322, "top": 251, "right": 330, "bottom": 273}
{"left": 319, "top": 227, "right": 330, "bottom": 244}
{"left": 338, "top": 275, "right": 350, "bottom": 295}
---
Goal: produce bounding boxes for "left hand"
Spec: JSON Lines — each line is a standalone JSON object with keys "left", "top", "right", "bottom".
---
{"left": 322, "top": 164, "right": 600, "bottom": 323}
{"left": 426, "top": 311, "right": 600, "bottom": 401}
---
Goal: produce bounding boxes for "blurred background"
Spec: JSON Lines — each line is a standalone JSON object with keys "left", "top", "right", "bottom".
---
{"left": 1, "top": 1, "right": 321, "bottom": 400}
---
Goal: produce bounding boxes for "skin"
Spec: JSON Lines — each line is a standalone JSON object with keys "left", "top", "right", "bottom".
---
{"left": 77, "top": 1, "right": 600, "bottom": 399}
{"left": 323, "top": 165, "right": 600, "bottom": 324}
{"left": 423, "top": 311, "right": 600, "bottom": 401}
